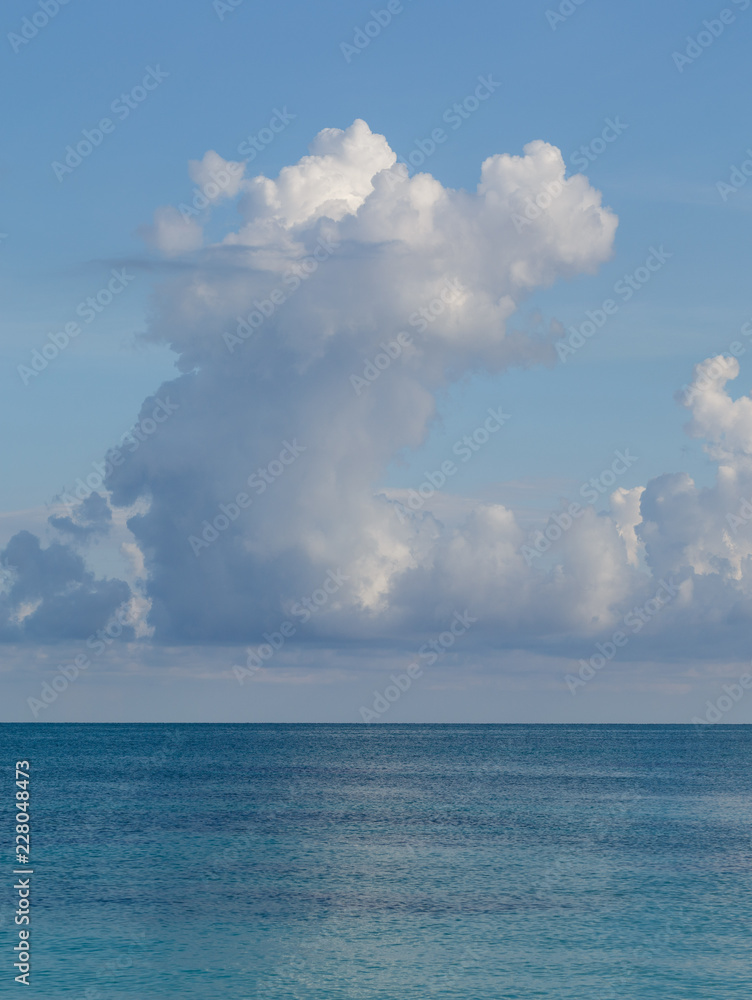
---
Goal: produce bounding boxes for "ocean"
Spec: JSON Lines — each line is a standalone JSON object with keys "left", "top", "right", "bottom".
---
{"left": 2, "top": 724, "right": 750, "bottom": 998}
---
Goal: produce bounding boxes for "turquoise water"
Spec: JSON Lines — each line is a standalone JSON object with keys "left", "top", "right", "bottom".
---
{"left": 2, "top": 724, "right": 751, "bottom": 998}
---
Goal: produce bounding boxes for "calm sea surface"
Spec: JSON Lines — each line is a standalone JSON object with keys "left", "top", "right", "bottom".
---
{"left": 1, "top": 724, "right": 750, "bottom": 998}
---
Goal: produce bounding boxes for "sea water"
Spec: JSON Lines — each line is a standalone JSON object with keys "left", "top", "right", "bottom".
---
{"left": 1, "top": 724, "right": 750, "bottom": 998}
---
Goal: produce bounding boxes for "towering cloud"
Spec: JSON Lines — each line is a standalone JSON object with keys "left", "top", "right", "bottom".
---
{"left": 7, "top": 120, "right": 752, "bottom": 664}
{"left": 108, "top": 119, "right": 619, "bottom": 642}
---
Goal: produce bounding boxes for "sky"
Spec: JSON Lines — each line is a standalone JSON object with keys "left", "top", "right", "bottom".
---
{"left": 2, "top": 0, "right": 752, "bottom": 723}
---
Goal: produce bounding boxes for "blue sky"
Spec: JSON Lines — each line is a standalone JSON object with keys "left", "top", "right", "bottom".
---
{"left": 2, "top": 0, "right": 752, "bottom": 722}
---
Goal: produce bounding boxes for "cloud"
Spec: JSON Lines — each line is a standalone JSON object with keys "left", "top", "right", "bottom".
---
{"left": 639, "top": 356, "right": 752, "bottom": 593}
{"left": 140, "top": 205, "right": 203, "bottom": 258}
{"left": 187, "top": 149, "right": 245, "bottom": 202}
{"left": 23, "top": 119, "right": 752, "bottom": 663}
{"left": 48, "top": 492, "right": 113, "bottom": 541}
{"left": 102, "top": 119, "right": 622, "bottom": 644}
{"left": 0, "top": 530, "right": 132, "bottom": 641}
{"left": 8, "top": 118, "right": 752, "bottom": 670}
{"left": 140, "top": 150, "right": 246, "bottom": 257}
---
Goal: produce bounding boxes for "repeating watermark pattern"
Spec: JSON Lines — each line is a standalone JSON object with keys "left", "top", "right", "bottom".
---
{"left": 7, "top": 0, "right": 71, "bottom": 54}
{"left": 546, "top": 0, "right": 588, "bottom": 31}
{"left": 166, "top": 108, "right": 297, "bottom": 233}
{"left": 340, "top": 1, "right": 411, "bottom": 62}
{"left": 392, "top": 407, "right": 511, "bottom": 522}
{"left": 394, "top": 75, "right": 501, "bottom": 175}
{"left": 188, "top": 439, "right": 306, "bottom": 556}
{"left": 502, "top": 114, "right": 624, "bottom": 233}
{"left": 672, "top": 1, "right": 749, "bottom": 72}
{"left": 566, "top": 579, "right": 679, "bottom": 694}
{"left": 351, "top": 334, "right": 412, "bottom": 394}
{"left": 691, "top": 671, "right": 752, "bottom": 727}
{"left": 679, "top": 350, "right": 743, "bottom": 404}
{"left": 726, "top": 493, "right": 752, "bottom": 535}
{"left": 56, "top": 397, "right": 179, "bottom": 513}
{"left": 117, "top": 398, "right": 180, "bottom": 452}
{"left": 213, "top": 0, "right": 247, "bottom": 21}
{"left": 716, "top": 145, "right": 752, "bottom": 201}
{"left": 512, "top": 179, "right": 564, "bottom": 233}
{"left": 359, "top": 610, "right": 477, "bottom": 721}
{"left": 555, "top": 247, "right": 672, "bottom": 362}
{"left": 26, "top": 604, "right": 134, "bottom": 717}
{"left": 178, "top": 161, "right": 244, "bottom": 223}
{"left": 224, "top": 235, "right": 340, "bottom": 352}
{"left": 569, "top": 117, "right": 629, "bottom": 173}
{"left": 350, "top": 278, "right": 464, "bottom": 394}
{"left": 522, "top": 449, "right": 639, "bottom": 566}
{"left": 18, "top": 269, "right": 135, "bottom": 385}
{"left": 51, "top": 67, "right": 169, "bottom": 182}
{"left": 233, "top": 569, "right": 349, "bottom": 683}
{"left": 236, "top": 106, "right": 296, "bottom": 160}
